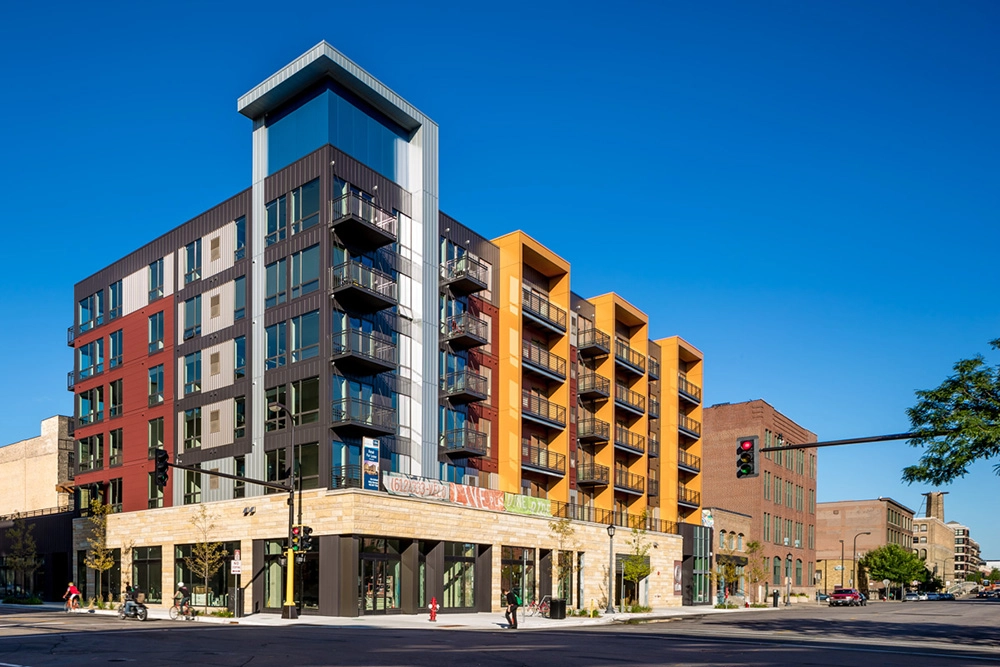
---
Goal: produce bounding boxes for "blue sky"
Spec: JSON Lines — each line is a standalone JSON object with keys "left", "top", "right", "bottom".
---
{"left": 1, "top": 1, "right": 997, "bottom": 557}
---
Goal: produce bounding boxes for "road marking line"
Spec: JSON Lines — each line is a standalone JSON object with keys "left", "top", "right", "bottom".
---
{"left": 0, "top": 661, "right": 31, "bottom": 667}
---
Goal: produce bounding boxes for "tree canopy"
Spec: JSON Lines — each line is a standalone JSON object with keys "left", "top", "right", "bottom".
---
{"left": 903, "top": 338, "right": 1000, "bottom": 485}
{"left": 858, "top": 544, "right": 926, "bottom": 587}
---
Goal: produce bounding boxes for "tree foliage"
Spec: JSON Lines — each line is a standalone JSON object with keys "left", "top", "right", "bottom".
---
{"left": 743, "top": 540, "right": 769, "bottom": 604}
{"left": 5, "top": 514, "right": 40, "bottom": 594}
{"left": 903, "top": 338, "right": 1000, "bottom": 485}
{"left": 182, "top": 506, "right": 228, "bottom": 612}
{"left": 622, "top": 518, "right": 651, "bottom": 604}
{"left": 858, "top": 544, "right": 926, "bottom": 589}
{"left": 549, "top": 517, "right": 576, "bottom": 599}
{"left": 84, "top": 498, "right": 116, "bottom": 602}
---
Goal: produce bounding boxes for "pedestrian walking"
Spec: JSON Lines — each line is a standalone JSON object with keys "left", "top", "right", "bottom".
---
{"left": 503, "top": 587, "right": 519, "bottom": 629}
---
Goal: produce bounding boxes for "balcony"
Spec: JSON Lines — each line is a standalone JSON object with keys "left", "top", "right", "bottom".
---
{"left": 648, "top": 435, "right": 660, "bottom": 458}
{"left": 329, "top": 193, "right": 397, "bottom": 249}
{"left": 678, "top": 448, "right": 701, "bottom": 473}
{"left": 577, "top": 328, "right": 610, "bottom": 357}
{"left": 329, "top": 262, "right": 397, "bottom": 313}
{"left": 648, "top": 357, "right": 660, "bottom": 380}
{"left": 521, "top": 391, "right": 566, "bottom": 430}
{"left": 649, "top": 397, "right": 660, "bottom": 419}
{"left": 615, "top": 384, "right": 646, "bottom": 416}
{"left": 440, "top": 370, "right": 488, "bottom": 404}
{"left": 331, "top": 464, "right": 362, "bottom": 489}
{"left": 440, "top": 255, "right": 488, "bottom": 296}
{"left": 67, "top": 371, "right": 75, "bottom": 391}
{"left": 67, "top": 326, "right": 75, "bottom": 347}
{"left": 648, "top": 478, "right": 659, "bottom": 496}
{"left": 678, "top": 373, "right": 702, "bottom": 405}
{"left": 330, "top": 398, "right": 397, "bottom": 437}
{"left": 614, "top": 340, "right": 646, "bottom": 376}
{"left": 441, "top": 313, "right": 488, "bottom": 350}
{"left": 522, "top": 289, "right": 566, "bottom": 334}
{"left": 614, "top": 426, "right": 645, "bottom": 456}
{"left": 522, "top": 341, "right": 566, "bottom": 381}
{"left": 576, "top": 462, "right": 610, "bottom": 486}
{"left": 678, "top": 484, "right": 701, "bottom": 508}
{"left": 577, "top": 417, "right": 610, "bottom": 443}
{"left": 521, "top": 441, "right": 566, "bottom": 477}
{"left": 330, "top": 329, "right": 397, "bottom": 375}
{"left": 614, "top": 469, "right": 645, "bottom": 495}
{"left": 577, "top": 372, "right": 610, "bottom": 400}
{"left": 441, "top": 427, "right": 488, "bottom": 457}
{"left": 678, "top": 413, "right": 702, "bottom": 439}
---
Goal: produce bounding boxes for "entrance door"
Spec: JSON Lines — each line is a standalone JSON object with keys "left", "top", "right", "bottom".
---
{"left": 360, "top": 557, "right": 401, "bottom": 614}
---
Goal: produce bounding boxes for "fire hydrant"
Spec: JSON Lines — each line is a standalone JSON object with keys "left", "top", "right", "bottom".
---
{"left": 428, "top": 596, "right": 439, "bottom": 622}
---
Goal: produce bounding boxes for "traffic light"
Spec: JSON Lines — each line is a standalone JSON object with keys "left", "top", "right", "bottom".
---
{"left": 154, "top": 449, "right": 170, "bottom": 489}
{"left": 736, "top": 436, "right": 759, "bottom": 479}
{"left": 300, "top": 525, "right": 313, "bottom": 551}
{"left": 291, "top": 525, "right": 302, "bottom": 552}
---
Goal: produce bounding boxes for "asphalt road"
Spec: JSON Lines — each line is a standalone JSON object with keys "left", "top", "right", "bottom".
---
{"left": 1, "top": 599, "right": 998, "bottom": 666}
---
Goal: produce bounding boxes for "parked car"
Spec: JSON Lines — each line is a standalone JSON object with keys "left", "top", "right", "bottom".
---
{"left": 829, "top": 588, "right": 863, "bottom": 607}
{"left": 926, "top": 592, "right": 942, "bottom": 601}
{"left": 917, "top": 592, "right": 929, "bottom": 601}
{"left": 817, "top": 593, "right": 830, "bottom": 602}
{"left": 904, "top": 592, "right": 920, "bottom": 601}
{"left": 939, "top": 593, "right": 955, "bottom": 601}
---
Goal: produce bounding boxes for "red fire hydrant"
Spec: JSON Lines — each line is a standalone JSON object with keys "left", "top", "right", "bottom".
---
{"left": 428, "top": 596, "right": 439, "bottom": 622}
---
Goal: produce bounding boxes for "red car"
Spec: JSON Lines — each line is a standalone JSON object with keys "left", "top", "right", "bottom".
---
{"left": 829, "top": 588, "right": 862, "bottom": 606}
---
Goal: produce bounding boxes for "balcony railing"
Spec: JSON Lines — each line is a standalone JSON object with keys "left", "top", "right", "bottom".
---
{"left": 614, "top": 469, "right": 645, "bottom": 494}
{"left": 577, "top": 328, "right": 610, "bottom": 356}
{"left": 678, "top": 413, "right": 702, "bottom": 438}
{"left": 614, "top": 340, "right": 646, "bottom": 375}
{"left": 329, "top": 193, "right": 398, "bottom": 249}
{"left": 648, "top": 435, "right": 660, "bottom": 458}
{"left": 329, "top": 262, "right": 397, "bottom": 312}
{"left": 67, "top": 371, "right": 75, "bottom": 391}
{"left": 678, "top": 373, "right": 702, "bottom": 404}
{"left": 521, "top": 441, "right": 566, "bottom": 476}
{"left": 648, "top": 478, "right": 659, "bottom": 496}
{"left": 440, "top": 255, "right": 489, "bottom": 295}
{"left": 577, "top": 417, "right": 610, "bottom": 442}
{"left": 648, "top": 357, "right": 660, "bottom": 380}
{"left": 614, "top": 426, "right": 645, "bottom": 455}
{"left": 441, "top": 312, "right": 488, "bottom": 349}
{"left": 615, "top": 384, "right": 646, "bottom": 414}
{"left": 521, "top": 391, "right": 566, "bottom": 428}
{"left": 522, "top": 289, "right": 566, "bottom": 333}
{"left": 331, "top": 398, "right": 397, "bottom": 436}
{"left": 441, "top": 427, "right": 488, "bottom": 457}
{"left": 649, "top": 398, "right": 660, "bottom": 419}
{"left": 576, "top": 461, "right": 610, "bottom": 485}
{"left": 522, "top": 340, "right": 566, "bottom": 380}
{"left": 678, "top": 448, "right": 701, "bottom": 472}
{"left": 549, "top": 500, "right": 679, "bottom": 535}
{"left": 67, "top": 326, "right": 75, "bottom": 347}
{"left": 577, "top": 372, "right": 610, "bottom": 399}
{"left": 331, "top": 464, "right": 362, "bottom": 490}
{"left": 440, "top": 370, "right": 488, "bottom": 404}
{"left": 331, "top": 329, "right": 397, "bottom": 375}
{"left": 678, "top": 484, "right": 701, "bottom": 507}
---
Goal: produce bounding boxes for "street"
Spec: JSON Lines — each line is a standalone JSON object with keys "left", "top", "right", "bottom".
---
{"left": 0, "top": 600, "right": 998, "bottom": 666}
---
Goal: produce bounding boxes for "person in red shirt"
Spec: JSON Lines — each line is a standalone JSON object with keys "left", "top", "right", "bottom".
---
{"left": 63, "top": 582, "right": 81, "bottom": 611}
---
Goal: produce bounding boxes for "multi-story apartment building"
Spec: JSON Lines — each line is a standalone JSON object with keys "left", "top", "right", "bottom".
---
{"left": 701, "top": 400, "right": 817, "bottom": 597}
{"left": 948, "top": 522, "right": 983, "bottom": 581}
{"left": 814, "top": 497, "right": 914, "bottom": 595}
{"left": 65, "top": 42, "right": 708, "bottom": 615}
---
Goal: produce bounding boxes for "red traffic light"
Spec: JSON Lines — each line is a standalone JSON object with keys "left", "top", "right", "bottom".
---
{"left": 291, "top": 526, "right": 301, "bottom": 536}
{"left": 739, "top": 440, "right": 754, "bottom": 451}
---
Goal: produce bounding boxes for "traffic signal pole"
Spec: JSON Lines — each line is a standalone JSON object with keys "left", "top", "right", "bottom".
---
{"left": 758, "top": 430, "right": 947, "bottom": 452}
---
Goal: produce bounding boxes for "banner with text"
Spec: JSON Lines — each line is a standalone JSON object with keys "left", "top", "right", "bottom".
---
{"left": 382, "top": 472, "right": 450, "bottom": 501}
{"left": 362, "top": 438, "right": 380, "bottom": 491}
{"left": 504, "top": 493, "right": 551, "bottom": 517}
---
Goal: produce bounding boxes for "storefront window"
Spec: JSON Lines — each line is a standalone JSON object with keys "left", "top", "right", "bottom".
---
{"left": 174, "top": 541, "right": 239, "bottom": 608}
{"left": 360, "top": 538, "right": 402, "bottom": 614}
{"left": 263, "top": 540, "right": 285, "bottom": 609}
{"left": 132, "top": 546, "right": 163, "bottom": 603}
{"left": 443, "top": 543, "right": 476, "bottom": 610}
{"left": 501, "top": 546, "right": 535, "bottom": 606}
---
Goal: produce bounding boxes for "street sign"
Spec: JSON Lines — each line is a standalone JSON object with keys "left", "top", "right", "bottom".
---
{"left": 231, "top": 560, "right": 242, "bottom": 575}
{"left": 234, "top": 549, "right": 241, "bottom": 561}
{"left": 883, "top": 578, "right": 890, "bottom": 588}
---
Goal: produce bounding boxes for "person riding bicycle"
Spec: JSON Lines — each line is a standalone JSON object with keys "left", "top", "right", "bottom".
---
{"left": 63, "top": 582, "right": 81, "bottom": 610}
{"left": 122, "top": 583, "right": 140, "bottom": 616}
{"left": 176, "top": 582, "right": 191, "bottom": 615}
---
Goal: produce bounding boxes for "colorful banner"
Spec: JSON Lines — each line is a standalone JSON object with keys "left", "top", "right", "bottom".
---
{"left": 701, "top": 508, "right": 714, "bottom": 528}
{"left": 504, "top": 493, "right": 551, "bottom": 517}
{"left": 451, "top": 484, "right": 505, "bottom": 511}
{"left": 382, "top": 472, "right": 450, "bottom": 501}
{"left": 362, "top": 438, "right": 380, "bottom": 491}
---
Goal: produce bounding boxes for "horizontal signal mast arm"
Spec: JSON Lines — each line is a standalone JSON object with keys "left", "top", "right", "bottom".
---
{"left": 758, "top": 431, "right": 949, "bottom": 452}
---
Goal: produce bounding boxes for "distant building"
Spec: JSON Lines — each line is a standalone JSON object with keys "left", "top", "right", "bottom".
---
{"left": 948, "top": 521, "right": 983, "bottom": 580}
{"left": 0, "top": 416, "right": 75, "bottom": 517}
{"left": 913, "top": 492, "right": 956, "bottom": 586}
{"left": 704, "top": 507, "right": 753, "bottom": 602}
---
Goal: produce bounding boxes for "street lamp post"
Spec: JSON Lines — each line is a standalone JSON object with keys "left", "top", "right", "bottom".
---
{"left": 852, "top": 531, "right": 871, "bottom": 590}
{"left": 606, "top": 524, "right": 616, "bottom": 615}
{"left": 839, "top": 539, "right": 845, "bottom": 588}
{"left": 269, "top": 402, "right": 298, "bottom": 620}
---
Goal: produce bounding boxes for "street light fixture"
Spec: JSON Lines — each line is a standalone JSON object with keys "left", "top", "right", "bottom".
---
{"left": 852, "top": 531, "right": 871, "bottom": 590}
{"left": 606, "top": 524, "right": 616, "bottom": 615}
{"left": 269, "top": 402, "right": 298, "bottom": 620}
{"left": 839, "top": 539, "right": 845, "bottom": 588}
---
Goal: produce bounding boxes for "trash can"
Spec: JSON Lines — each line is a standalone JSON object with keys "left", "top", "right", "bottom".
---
{"left": 772, "top": 590, "right": 779, "bottom": 608}
{"left": 548, "top": 598, "right": 567, "bottom": 620}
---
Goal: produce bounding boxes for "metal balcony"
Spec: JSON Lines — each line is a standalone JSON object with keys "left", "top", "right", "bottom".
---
{"left": 330, "top": 398, "right": 397, "bottom": 437}
{"left": 67, "top": 371, "right": 75, "bottom": 391}
{"left": 614, "top": 426, "right": 645, "bottom": 456}
{"left": 577, "top": 417, "right": 610, "bottom": 443}
{"left": 329, "top": 193, "right": 397, "bottom": 249}
{"left": 577, "top": 328, "right": 610, "bottom": 357}
{"left": 441, "top": 427, "right": 488, "bottom": 457}
{"left": 614, "top": 469, "right": 645, "bottom": 495}
{"left": 678, "top": 448, "right": 701, "bottom": 473}
{"left": 522, "top": 340, "right": 566, "bottom": 381}
{"left": 614, "top": 340, "right": 646, "bottom": 376}
{"left": 648, "top": 435, "right": 660, "bottom": 458}
{"left": 521, "top": 441, "right": 566, "bottom": 477}
{"left": 331, "top": 464, "right": 362, "bottom": 489}
{"left": 648, "top": 478, "right": 659, "bottom": 496}
{"left": 329, "top": 262, "right": 397, "bottom": 313}
{"left": 649, "top": 398, "right": 660, "bottom": 419}
{"left": 678, "top": 484, "right": 701, "bottom": 508}
{"left": 441, "top": 313, "right": 488, "bottom": 350}
{"left": 522, "top": 289, "right": 566, "bottom": 334}
{"left": 615, "top": 384, "right": 646, "bottom": 416}
{"left": 576, "top": 462, "right": 610, "bottom": 486}
{"left": 648, "top": 357, "right": 660, "bottom": 380}
{"left": 330, "top": 329, "right": 397, "bottom": 375}
{"left": 577, "top": 372, "right": 610, "bottom": 400}
{"left": 521, "top": 391, "right": 566, "bottom": 430}
{"left": 67, "top": 326, "right": 75, "bottom": 347}
{"left": 678, "top": 413, "right": 702, "bottom": 439}
{"left": 440, "top": 255, "right": 488, "bottom": 296}
{"left": 678, "top": 373, "right": 702, "bottom": 405}
{"left": 440, "top": 370, "right": 488, "bottom": 404}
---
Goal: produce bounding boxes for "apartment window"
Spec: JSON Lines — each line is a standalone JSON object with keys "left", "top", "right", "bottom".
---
{"left": 763, "top": 471, "right": 770, "bottom": 500}
{"left": 774, "top": 516, "right": 782, "bottom": 545}
{"left": 291, "top": 311, "right": 320, "bottom": 362}
{"left": 109, "top": 379, "right": 123, "bottom": 418}
{"left": 185, "top": 239, "right": 202, "bottom": 284}
{"left": 809, "top": 488, "right": 815, "bottom": 514}
{"left": 184, "top": 466, "right": 201, "bottom": 504}
{"left": 109, "top": 330, "right": 123, "bottom": 368}
{"left": 210, "top": 295, "right": 220, "bottom": 319}
{"left": 234, "top": 216, "right": 247, "bottom": 260}
{"left": 265, "top": 385, "right": 288, "bottom": 431}
{"left": 265, "top": 448, "right": 286, "bottom": 493}
{"left": 210, "top": 236, "right": 221, "bottom": 262}
{"left": 785, "top": 481, "right": 793, "bottom": 508}
{"left": 763, "top": 513, "right": 770, "bottom": 541}
{"left": 184, "top": 352, "right": 201, "bottom": 395}
{"left": 808, "top": 524, "right": 815, "bottom": 549}
{"left": 265, "top": 194, "right": 287, "bottom": 246}
{"left": 148, "top": 417, "right": 164, "bottom": 459}
{"left": 234, "top": 276, "right": 246, "bottom": 320}
{"left": 795, "top": 485, "right": 803, "bottom": 511}
{"left": 183, "top": 296, "right": 201, "bottom": 339}
{"left": 290, "top": 179, "right": 320, "bottom": 234}
{"left": 147, "top": 473, "right": 163, "bottom": 509}
{"left": 234, "top": 396, "right": 246, "bottom": 439}
{"left": 763, "top": 430, "right": 772, "bottom": 460}
{"left": 149, "top": 259, "right": 164, "bottom": 301}
{"left": 234, "top": 456, "right": 246, "bottom": 498}
{"left": 184, "top": 407, "right": 201, "bottom": 451}
{"left": 148, "top": 312, "right": 164, "bottom": 353}
{"left": 795, "top": 559, "right": 802, "bottom": 586}
{"left": 108, "top": 280, "right": 122, "bottom": 321}
{"left": 295, "top": 442, "right": 320, "bottom": 489}
{"left": 809, "top": 453, "right": 816, "bottom": 479}
{"left": 78, "top": 290, "right": 104, "bottom": 332}
{"left": 109, "top": 428, "right": 123, "bottom": 467}
{"left": 265, "top": 322, "right": 286, "bottom": 369}
{"left": 78, "top": 434, "right": 103, "bottom": 472}
{"left": 210, "top": 352, "right": 220, "bottom": 376}
{"left": 796, "top": 450, "right": 804, "bottom": 475}
{"left": 718, "top": 530, "right": 726, "bottom": 549}
{"left": 265, "top": 259, "right": 287, "bottom": 308}
{"left": 77, "top": 386, "right": 104, "bottom": 425}
{"left": 772, "top": 557, "right": 781, "bottom": 586}
{"left": 290, "top": 245, "right": 320, "bottom": 298}
{"left": 148, "top": 365, "right": 164, "bottom": 406}
{"left": 291, "top": 377, "right": 320, "bottom": 425}
{"left": 774, "top": 444, "right": 782, "bottom": 466}
{"left": 209, "top": 409, "right": 220, "bottom": 434}
{"left": 234, "top": 336, "right": 246, "bottom": 378}
{"left": 108, "top": 478, "right": 123, "bottom": 513}
{"left": 774, "top": 477, "right": 782, "bottom": 505}
{"left": 795, "top": 522, "right": 803, "bottom": 546}
{"left": 78, "top": 338, "right": 104, "bottom": 378}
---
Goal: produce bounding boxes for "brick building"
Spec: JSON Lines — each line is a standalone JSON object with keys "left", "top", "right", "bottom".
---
{"left": 703, "top": 507, "right": 754, "bottom": 602}
{"left": 913, "top": 492, "right": 956, "bottom": 586}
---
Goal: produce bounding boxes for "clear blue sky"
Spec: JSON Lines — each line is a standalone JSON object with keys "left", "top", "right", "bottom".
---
{"left": 1, "top": 1, "right": 997, "bottom": 557}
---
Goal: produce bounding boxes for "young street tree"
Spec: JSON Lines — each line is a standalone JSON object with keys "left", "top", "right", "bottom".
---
{"left": 5, "top": 514, "right": 40, "bottom": 596}
{"left": 183, "top": 505, "right": 229, "bottom": 613}
{"left": 903, "top": 337, "right": 1000, "bottom": 485}
{"left": 621, "top": 519, "right": 652, "bottom": 607}
{"left": 549, "top": 517, "right": 576, "bottom": 601}
{"left": 84, "top": 498, "right": 116, "bottom": 603}
{"left": 744, "top": 540, "right": 769, "bottom": 604}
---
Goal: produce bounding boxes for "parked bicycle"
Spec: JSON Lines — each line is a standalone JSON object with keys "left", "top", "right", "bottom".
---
{"left": 526, "top": 595, "right": 551, "bottom": 617}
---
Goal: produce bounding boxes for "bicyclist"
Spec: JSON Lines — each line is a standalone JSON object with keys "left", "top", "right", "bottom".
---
{"left": 63, "top": 582, "right": 81, "bottom": 611}
{"left": 176, "top": 582, "right": 191, "bottom": 615}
